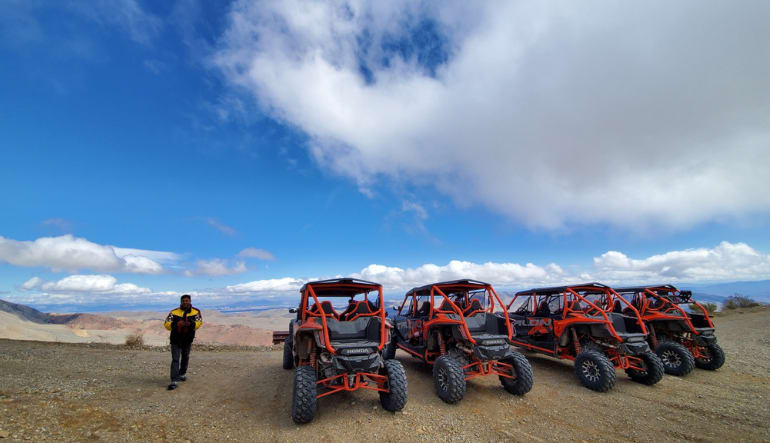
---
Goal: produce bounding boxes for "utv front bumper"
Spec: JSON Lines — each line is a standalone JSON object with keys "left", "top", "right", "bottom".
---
{"left": 470, "top": 335, "right": 513, "bottom": 361}
{"left": 695, "top": 333, "right": 717, "bottom": 346}
{"left": 618, "top": 335, "right": 651, "bottom": 355}
{"left": 332, "top": 352, "right": 381, "bottom": 373}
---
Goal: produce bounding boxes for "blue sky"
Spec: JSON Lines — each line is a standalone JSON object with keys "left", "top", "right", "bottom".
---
{"left": 1, "top": 1, "right": 769, "bottom": 311}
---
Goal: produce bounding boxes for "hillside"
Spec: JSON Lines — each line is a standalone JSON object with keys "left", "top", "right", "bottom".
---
{"left": 0, "top": 307, "right": 768, "bottom": 441}
{"left": 0, "top": 299, "right": 275, "bottom": 347}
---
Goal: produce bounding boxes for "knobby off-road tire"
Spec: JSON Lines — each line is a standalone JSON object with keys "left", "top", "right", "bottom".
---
{"left": 447, "top": 348, "right": 469, "bottom": 368}
{"left": 433, "top": 355, "right": 466, "bottom": 404}
{"left": 291, "top": 366, "right": 317, "bottom": 424}
{"left": 626, "top": 351, "right": 665, "bottom": 386}
{"left": 379, "top": 359, "right": 408, "bottom": 412}
{"left": 499, "top": 351, "right": 534, "bottom": 395}
{"left": 574, "top": 350, "right": 616, "bottom": 392}
{"left": 655, "top": 340, "right": 694, "bottom": 376}
{"left": 382, "top": 338, "right": 397, "bottom": 360}
{"left": 282, "top": 338, "right": 294, "bottom": 370}
{"left": 695, "top": 343, "right": 725, "bottom": 370}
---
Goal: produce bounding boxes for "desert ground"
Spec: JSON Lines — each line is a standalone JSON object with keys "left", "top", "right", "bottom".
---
{"left": 0, "top": 307, "right": 768, "bottom": 442}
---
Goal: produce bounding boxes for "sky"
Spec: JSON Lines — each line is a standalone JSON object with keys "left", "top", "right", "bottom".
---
{"left": 1, "top": 0, "right": 769, "bottom": 311}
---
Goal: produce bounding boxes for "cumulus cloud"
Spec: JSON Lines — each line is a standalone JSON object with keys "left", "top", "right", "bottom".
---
{"left": 214, "top": 1, "right": 770, "bottom": 230}
{"left": 593, "top": 241, "right": 770, "bottom": 283}
{"left": 0, "top": 235, "right": 178, "bottom": 274}
{"left": 22, "top": 274, "right": 151, "bottom": 295}
{"left": 186, "top": 259, "right": 247, "bottom": 277}
{"left": 237, "top": 247, "right": 275, "bottom": 260}
{"left": 21, "top": 276, "right": 43, "bottom": 290}
{"left": 211, "top": 241, "right": 770, "bottom": 298}
{"left": 353, "top": 261, "right": 567, "bottom": 291}
{"left": 226, "top": 277, "right": 306, "bottom": 294}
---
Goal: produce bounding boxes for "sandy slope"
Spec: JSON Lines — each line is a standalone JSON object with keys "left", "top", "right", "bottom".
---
{"left": 0, "top": 307, "right": 768, "bottom": 441}
{"left": 0, "top": 308, "right": 283, "bottom": 347}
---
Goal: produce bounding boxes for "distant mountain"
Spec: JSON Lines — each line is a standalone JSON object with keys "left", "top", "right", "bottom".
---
{"left": 683, "top": 280, "right": 770, "bottom": 303}
{"left": 0, "top": 299, "right": 51, "bottom": 323}
{"left": 689, "top": 292, "right": 727, "bottom": 305}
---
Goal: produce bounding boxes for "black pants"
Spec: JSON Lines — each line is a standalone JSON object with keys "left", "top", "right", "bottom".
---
{"left": 170, "top": 343, "right": 192, "bottom": 381}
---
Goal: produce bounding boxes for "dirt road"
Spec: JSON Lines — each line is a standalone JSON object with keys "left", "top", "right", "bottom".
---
{"left": 1, "top": 308, "right": 768, "bottom": 441}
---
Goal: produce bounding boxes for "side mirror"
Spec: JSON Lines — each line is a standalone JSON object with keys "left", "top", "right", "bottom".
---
{"left": 288, "top": 308, "right": 297, "bottom": 314}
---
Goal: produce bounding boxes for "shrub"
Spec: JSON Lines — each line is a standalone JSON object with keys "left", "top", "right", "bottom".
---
{"left": 125, "top": 333, "right": 145, "bottom": 347}
{"left": 723, "top": 294, "right": 760, "bottom": 310}
{"left": 692, "top": 302, "right": 718, "bottom": 315}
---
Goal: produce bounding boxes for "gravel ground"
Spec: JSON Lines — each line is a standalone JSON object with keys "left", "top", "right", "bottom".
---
{"left": 0, "top": 308, "right": 768, "bottom": 442}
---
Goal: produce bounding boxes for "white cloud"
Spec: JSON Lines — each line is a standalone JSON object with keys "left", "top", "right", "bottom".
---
{"left": 186, "top": 259, "right": 247, "bottom": 277}
{"left": 205, "top": 218, "right": 237, "bottom": 236}
{"left": 214, "top": 1, "right": 770, "bottom": 230}
{"left": 0, "top": 235, "right": 177, "bottom": 274}
{"left": 353, "top": 261, "right": 567, "bottom": 291}
{"left": 237, "top": 247, "right": 275, "bottom": 260}
{"left": 593, "top": 241, "right": 770, "bottom": 283}
{"left": 21, "top": 276, "right": 43, "bottom": 290}
{"left": 26, "top": 274, "right": 151, "bottom": 295}
{"left": 215, "top": 241, "right": 770, "bottom": 298}
{"left": 226, "top": 277, "right": 306, "bottom": 294}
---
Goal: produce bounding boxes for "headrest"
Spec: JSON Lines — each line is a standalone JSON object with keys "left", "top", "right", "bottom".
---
{"left": 465, "top": 299, "right": 483, "bottom": 313}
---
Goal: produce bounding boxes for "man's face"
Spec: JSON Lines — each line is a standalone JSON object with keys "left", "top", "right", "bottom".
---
{"left": 180, "top": 298, "right": 191, "bottom": 310}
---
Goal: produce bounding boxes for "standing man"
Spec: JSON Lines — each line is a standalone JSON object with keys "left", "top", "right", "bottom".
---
{"left": 164, "top": 294, "right": 202, "bottom": 390}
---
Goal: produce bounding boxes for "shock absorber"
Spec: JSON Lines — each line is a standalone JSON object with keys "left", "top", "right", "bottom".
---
{"left": 437, "top": 333, "right": 446, "bottom": 355}
{"left": 571, "top": 328, "right": 581, "bottom": 354}
{"left": 648, "top": 323, "right": 658, "bottom": 349}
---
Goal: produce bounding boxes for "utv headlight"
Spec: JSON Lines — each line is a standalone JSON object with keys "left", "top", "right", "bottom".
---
{"left": 340, "top": 347, "right": 374, "bottom": 356}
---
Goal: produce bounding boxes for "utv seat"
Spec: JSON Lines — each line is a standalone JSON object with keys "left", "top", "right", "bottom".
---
{"left": 464, "top": 299, "right": 484, "bottom": 317}
{"left": 310, "top": 301, "right": 339, "bottom": 319}
{"left": 340, "top": 300, "right": 377, "bottom": 321}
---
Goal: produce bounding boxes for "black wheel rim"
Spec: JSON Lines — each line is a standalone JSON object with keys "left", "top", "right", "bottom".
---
{"left": 661, "top": 350, "right": 682, "bottom": 368}
{"left": 437, "top": 367, "right": 448, "bottom": 391}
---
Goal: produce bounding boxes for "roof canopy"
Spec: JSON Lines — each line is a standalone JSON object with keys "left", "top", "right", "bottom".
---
{"left": 613, "top": 284, "right": 678, "bottom": 293}
{"left": 300, "top": 278, "right": 381, "bottom": 297}
{"left": 515, "top": 282, "right": 610, "bottom": 296}
{"left": 406, "top": 279, "right": 491, "bottom": 296}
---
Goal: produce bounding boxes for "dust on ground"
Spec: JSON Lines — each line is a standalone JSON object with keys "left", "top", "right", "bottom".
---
{"left": 0, "top": 308, "right": 768, "bottom": 442}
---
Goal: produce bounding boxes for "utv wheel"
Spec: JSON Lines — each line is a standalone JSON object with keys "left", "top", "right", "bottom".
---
{"left": 655, "top": 340, "right": 694, "bottom": 376}
{"left": 447, "top": 348, "right": 469, "bottom": 368}
{"left": 382, "top": 339, "right": 396, "bottom": 360}
{"left": 499, "top": 351, "right": 534, "bottom": 396}
{"left": 695, "top": 343, "right": 725, "bottom": 370}
{"left": 282, "top": 339, "right": 294, "bottom": 370}
{"left": 626, "top": 351, "right": 664, "bottom": 386}
{"left": 379, "top": 359, "right": 408, "bottom": 412}
{"left": 574, "top": 350, "right": 616, "bottom": 392}
{"left": 433, "top": 355, "right": 466, "bottom": 404}
{"left": 291, "top": 366, "right": 317, "bottom": 424}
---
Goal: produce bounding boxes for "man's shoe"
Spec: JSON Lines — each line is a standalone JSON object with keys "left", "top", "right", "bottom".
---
{"left": 177, "top": 375, "right": 187, "bottom": 382}
{"left": 167, "top": 382, "right": 178, "bottom": 390}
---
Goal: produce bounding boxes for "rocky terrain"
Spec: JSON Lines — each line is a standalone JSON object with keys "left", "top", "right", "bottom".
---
{"left": 0, "top": 307, "right": 768, "bottom": 441}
